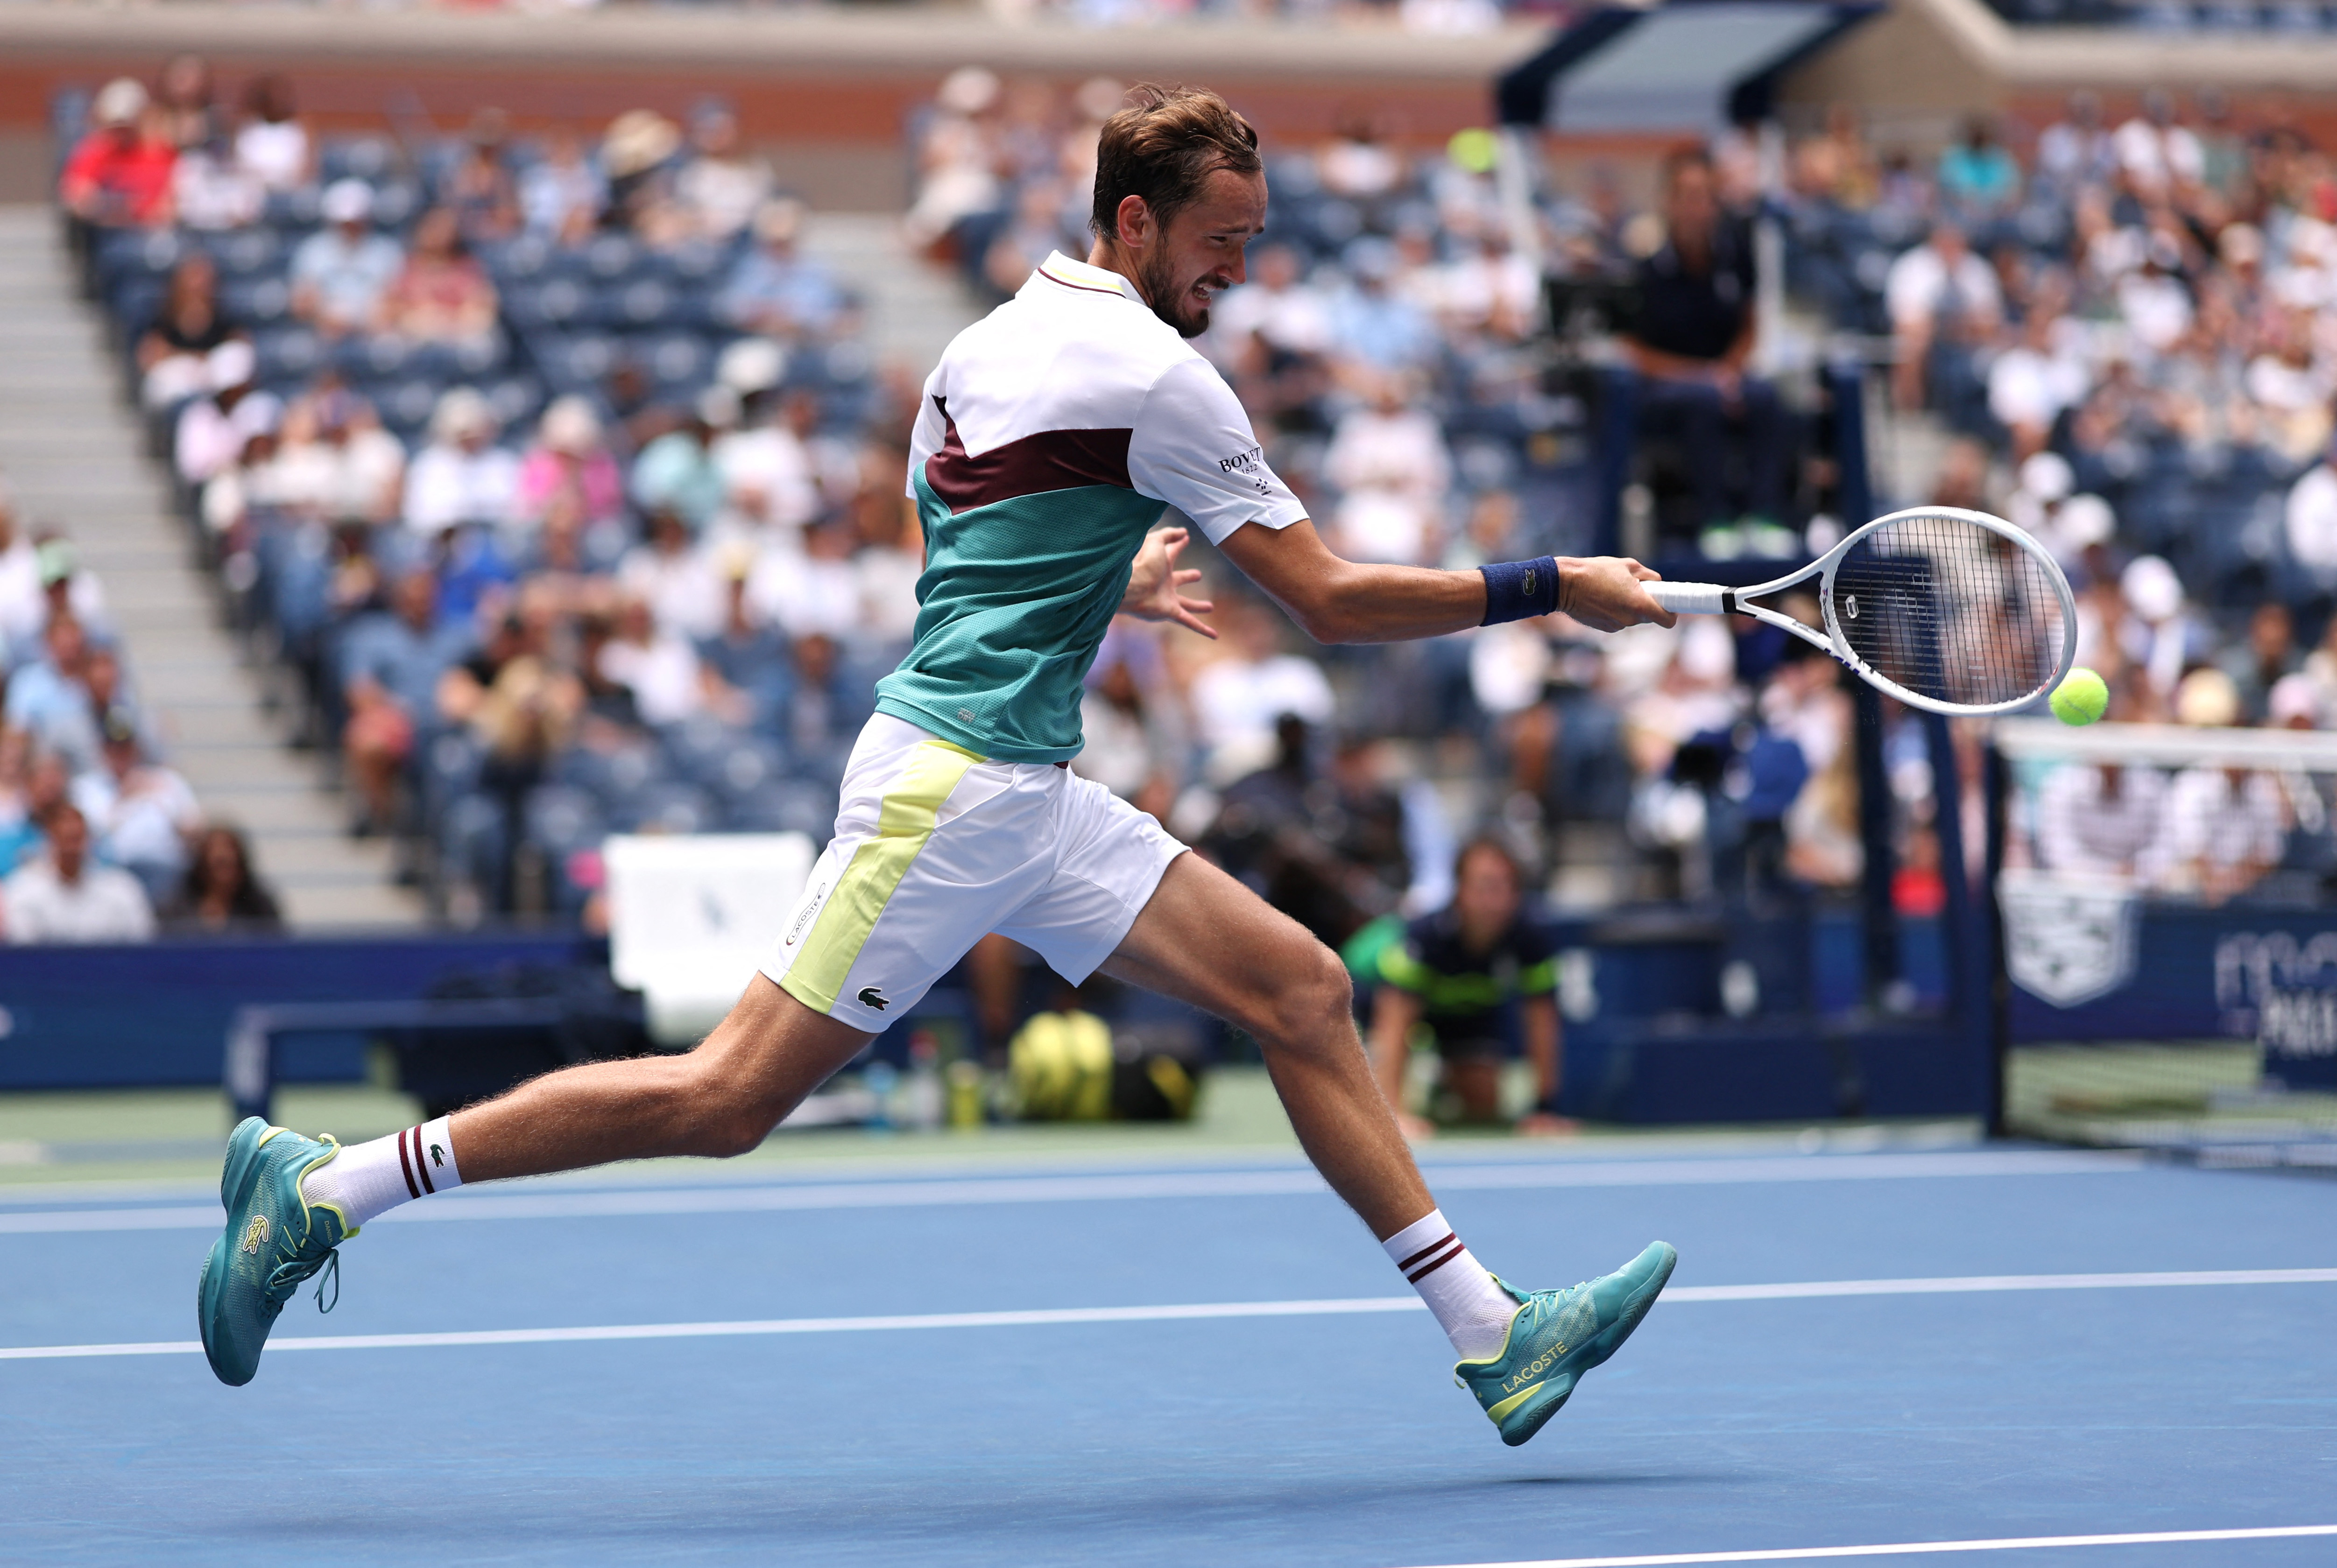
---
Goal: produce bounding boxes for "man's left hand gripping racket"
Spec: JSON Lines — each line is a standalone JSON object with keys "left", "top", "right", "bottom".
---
{"left": 1646, "top": 505, "right": 2078, "bottom": 717}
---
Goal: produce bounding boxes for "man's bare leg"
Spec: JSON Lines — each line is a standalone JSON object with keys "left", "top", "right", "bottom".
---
{"left": 1099, "top": 851, "right": 1432, "bottom": 1241}
{"left": 449, "top": 977, "right": 871, "bottom": 1183}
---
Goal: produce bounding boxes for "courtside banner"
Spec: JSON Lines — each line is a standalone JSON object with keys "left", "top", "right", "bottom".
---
{"left": 2005, "top": 903, "right": 2337, "bottom": 1091}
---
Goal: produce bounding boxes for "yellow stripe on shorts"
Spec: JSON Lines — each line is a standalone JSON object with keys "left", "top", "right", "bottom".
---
{"left": 780, "top": 739, "right": 983, "bottom": 1014}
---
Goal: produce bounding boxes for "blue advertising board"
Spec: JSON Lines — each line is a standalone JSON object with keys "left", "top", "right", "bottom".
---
{"left": 2003, "top": 894, "right": 2337, "bottom": 1092}
{"left": 0, "top": 933, "right": 602, "bottom": 1090}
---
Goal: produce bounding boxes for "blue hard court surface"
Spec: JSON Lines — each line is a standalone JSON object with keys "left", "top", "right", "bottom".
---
{"left": 1, "top": 1143, "right": 2333, "bottom": 1566}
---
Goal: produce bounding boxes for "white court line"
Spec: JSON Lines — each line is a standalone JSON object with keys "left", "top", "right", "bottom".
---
{"left": 6, "top": 1266, "right": 2334, "bottom": 1364}
{"left": 1391, "top": 1523, "right": 2337, "bottom": 1567}
{"left": 0, "top": 1150, "right": 2141, "bottom": 1237}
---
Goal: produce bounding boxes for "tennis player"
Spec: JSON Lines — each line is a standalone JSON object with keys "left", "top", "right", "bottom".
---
{"left": 199, "top": 84, "right": 1680, "bottom": 1446}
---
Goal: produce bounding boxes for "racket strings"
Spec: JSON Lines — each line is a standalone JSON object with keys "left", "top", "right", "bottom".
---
{"left": 1828, "top": 513, "right": 2066, "bottom": 708}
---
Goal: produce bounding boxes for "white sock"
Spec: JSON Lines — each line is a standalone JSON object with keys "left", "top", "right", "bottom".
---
{"left": 1383, "top": 1208, "right": 1518, "bottom": 1360}
{"left": 300, "top": 1117, "right": 464, "bottom": 1229}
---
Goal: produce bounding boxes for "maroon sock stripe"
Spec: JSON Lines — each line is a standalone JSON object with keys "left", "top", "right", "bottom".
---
{"left": 1397, "top": 1232, "right": 1459, "bottom": 1273}
{"left": 395, "top": 1128, "right": 420, "bottom": 1200}
{"left": 1406, "top": 1237, "right": 1468, "bottom": 1283}
{"left": 412, "top": 1127, "right": 436, "bottom": 1195}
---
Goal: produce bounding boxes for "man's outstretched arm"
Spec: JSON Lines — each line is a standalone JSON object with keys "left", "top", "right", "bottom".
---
{"left": 1215, "top": 517, "right": 1677, "bottom": 644}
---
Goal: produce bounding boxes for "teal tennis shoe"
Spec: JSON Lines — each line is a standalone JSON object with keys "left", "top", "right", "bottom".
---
{"left": 1457, "top": 1240, "right": 1677, "bottom": 1446}
{"left": 197, "top": 1118, "right": 353, "bottom": 1387}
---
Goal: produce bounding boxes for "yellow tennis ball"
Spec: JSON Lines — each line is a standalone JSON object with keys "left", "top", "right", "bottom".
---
{"left": 2050, "top": 667, "right": 2109, "bottom": 725}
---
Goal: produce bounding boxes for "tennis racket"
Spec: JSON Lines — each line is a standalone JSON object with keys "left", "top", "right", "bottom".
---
{"left": 1645, "top": 506, "right": 2078, "bottom": 717}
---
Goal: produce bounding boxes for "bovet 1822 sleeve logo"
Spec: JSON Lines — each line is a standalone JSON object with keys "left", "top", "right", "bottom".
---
{"left": 1216, "top": 445, "right": 1272, "bottom": 497}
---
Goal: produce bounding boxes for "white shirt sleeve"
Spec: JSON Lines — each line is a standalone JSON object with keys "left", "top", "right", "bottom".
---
{"left": 1126, "top": 357, "right": 1308, "bottom": 545}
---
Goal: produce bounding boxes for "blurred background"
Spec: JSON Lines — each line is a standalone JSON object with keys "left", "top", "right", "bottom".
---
{"left": 6, "top": 0, "right": 2337, "bottom": 1174}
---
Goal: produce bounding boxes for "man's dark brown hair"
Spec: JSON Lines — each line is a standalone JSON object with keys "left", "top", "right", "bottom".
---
{"left": 1090, "top": 84, "right": 1262, "bottom": 240}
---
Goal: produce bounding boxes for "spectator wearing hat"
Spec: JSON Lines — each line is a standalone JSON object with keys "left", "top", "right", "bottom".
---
{"left": 405, "top": 389, "right": 519, "bottom": 537}
{"left": 2166, "top": 668, "right": 2284, "bottom": 903}
{"left": 717, "top": 200, "right": 846, "bottom": 339}
{"left": 600, "top": 110, "right": 683, "bottom": 238}
{"left": 2269, "top": 671, "right": 2323, "bottom": 732}
{"left": 173, "top": 341, "right": 280, "bottom": 492}
{"left": 379, "top": 207, "right": 499, "bottom": 347}
{"left": 290, "top": 182, "right": 405, "bottom": 338}
{"left": 903, "top": 66, "right": 1004, "bottom": 255}
{"left": 711, "top": 350, "right": 825, "bottom": 540}
{"left": 162, "top": 824, "right": 284, "bottom": 934}
{"left": 517, "top": 397, "right": 624, "bottom": 527}
{"left": 70, "top": 710, "right": 201, "bottom": 906}
{"left": 1, "top": 803, "right": 154, "bottom": 944}
{"left": 59, "top": 79, "right": 176, "bottom": 231}
{"left": 16, "top": 535, "right": 110, "bottom": 664}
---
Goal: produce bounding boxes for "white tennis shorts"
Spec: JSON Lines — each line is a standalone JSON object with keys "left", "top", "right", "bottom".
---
{"left": 762, "top": 714, "right": 1187, "bottom": 1032}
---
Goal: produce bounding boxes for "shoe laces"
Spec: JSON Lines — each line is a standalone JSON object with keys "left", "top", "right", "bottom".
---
{"left": 263, "top": 1243, "right": 340, "bottom": 1315}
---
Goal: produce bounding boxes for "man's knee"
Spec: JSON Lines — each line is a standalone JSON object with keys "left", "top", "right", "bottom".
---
{"left": 669, "top": 1054, "right": 784, "bottom": 1158}
{"left": 1251, "top": 943, "right": 1356, "bottom": 1057}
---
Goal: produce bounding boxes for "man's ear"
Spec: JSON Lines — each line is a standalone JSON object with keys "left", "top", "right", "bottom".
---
{"left": 1115, "top": 193, "right": 1153, "bottom": 250}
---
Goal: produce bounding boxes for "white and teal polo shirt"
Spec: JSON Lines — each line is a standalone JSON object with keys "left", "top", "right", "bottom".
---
{"left": 875, "top": 251, "right": 1307, "bottom": 764}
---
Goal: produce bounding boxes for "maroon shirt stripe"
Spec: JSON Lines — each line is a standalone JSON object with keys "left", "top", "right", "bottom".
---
{"left": 1036, "top": 266, "right": 1129, "bottom": 298}
{"left": 395, "top": 1128, "right": 420, "bottom": 1200}
{"left": 923, "top": 401, "right": 1132, "bottom": 513}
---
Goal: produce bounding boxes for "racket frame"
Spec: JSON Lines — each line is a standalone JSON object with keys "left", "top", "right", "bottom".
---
{"left": 1645, "top": 505, "right": 2079, "bottom": 718}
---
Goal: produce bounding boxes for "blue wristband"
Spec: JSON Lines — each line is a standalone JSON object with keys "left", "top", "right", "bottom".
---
{"left": 1479, "top": 556, "right": 1561, "bottom": 626}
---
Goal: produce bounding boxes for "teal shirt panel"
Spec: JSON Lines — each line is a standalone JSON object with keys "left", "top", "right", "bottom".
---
{"left": 873, "top": 472, "right": 1165, "bottom": 763}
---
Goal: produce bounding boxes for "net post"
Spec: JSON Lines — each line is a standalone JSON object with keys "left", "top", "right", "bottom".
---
{"left": 1924, "top": 711, "right": 1991, "bottom": 1118}
{"left": 1851, "top": 673, "right": 1897, "bottom": 1004}
{"left": 1982, "top": 734, "right": 2010, "bottom": 1139}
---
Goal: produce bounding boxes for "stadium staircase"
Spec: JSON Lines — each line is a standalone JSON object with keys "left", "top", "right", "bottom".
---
{"left": 0, "top": 205, "right": 422, "bottom": 930}
{"left": 801, "top": 212, "right": 980, "bottom": 389}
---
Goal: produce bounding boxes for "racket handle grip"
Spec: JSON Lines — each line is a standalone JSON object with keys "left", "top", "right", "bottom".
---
{"left": 1645, "top": 581, "right": 1732, "bottom": 616}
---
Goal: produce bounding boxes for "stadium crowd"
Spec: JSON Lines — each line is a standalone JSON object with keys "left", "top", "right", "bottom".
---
{"left": 24, "top": 58, "right": 2337, "bottom": 976}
